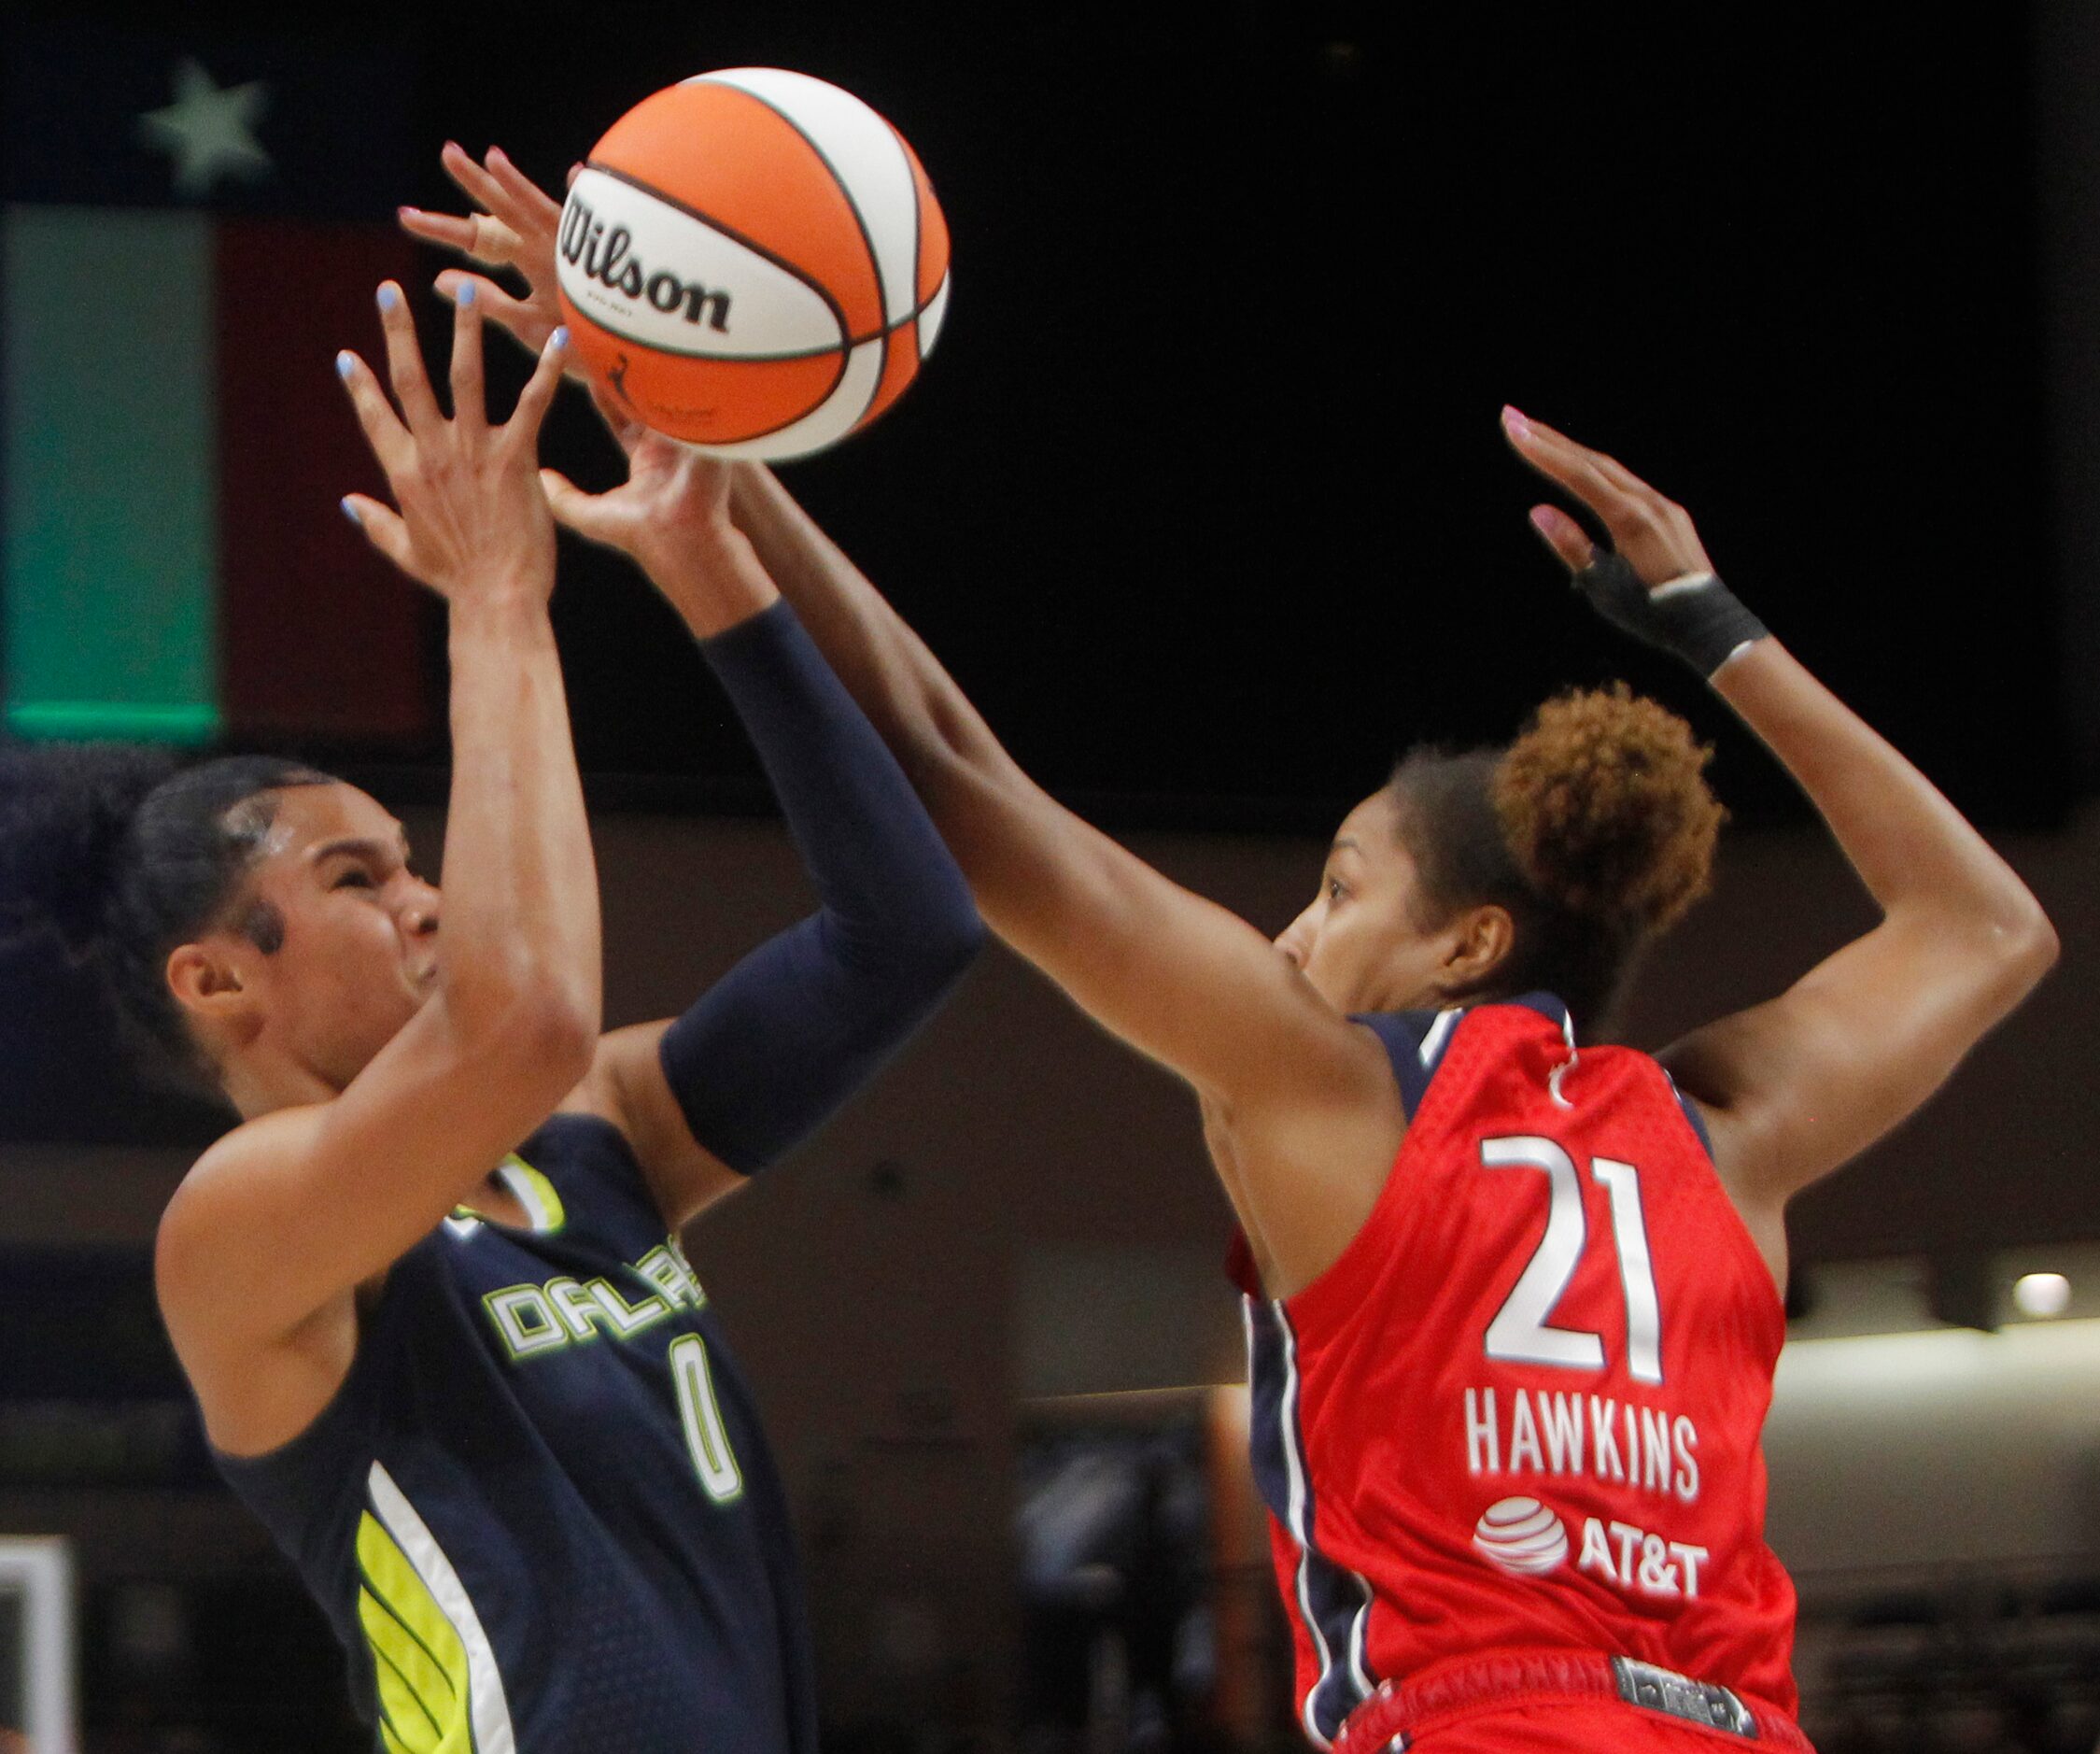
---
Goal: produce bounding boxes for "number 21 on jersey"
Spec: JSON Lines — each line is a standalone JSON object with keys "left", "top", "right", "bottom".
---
{"left": 1481, "top": 1135, "right": 1663, "bottom": 1385}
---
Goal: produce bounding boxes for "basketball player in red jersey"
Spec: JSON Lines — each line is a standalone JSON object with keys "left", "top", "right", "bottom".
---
{"left": 416, "top": 149, "right": 2056, "bottom": 1750}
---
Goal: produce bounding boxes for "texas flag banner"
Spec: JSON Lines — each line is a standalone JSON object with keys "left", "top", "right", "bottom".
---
{"left": 1, "top": 21, "right": 432, "bottom": 749}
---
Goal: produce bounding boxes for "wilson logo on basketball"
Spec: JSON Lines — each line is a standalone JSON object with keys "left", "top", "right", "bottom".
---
{"left": 559, "top": 194, "right": 732, "bottom": 332}
{"left": 1471, "top": 1496, "right": 1569, "bottom": 1577}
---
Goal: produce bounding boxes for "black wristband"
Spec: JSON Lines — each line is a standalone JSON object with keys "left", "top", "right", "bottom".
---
{"left": 1572, "top": 553, "right": 1769, "bottom": 679}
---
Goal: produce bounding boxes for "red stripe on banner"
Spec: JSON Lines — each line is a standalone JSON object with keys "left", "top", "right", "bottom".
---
{"left": 216, "top": 219, "right": 434, "bottom": 746}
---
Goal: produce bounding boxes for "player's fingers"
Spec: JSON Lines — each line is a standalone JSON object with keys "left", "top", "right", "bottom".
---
{"left": 540, "top": 467, "right": 629, "bottom": 551}
{"left": 374, "top": 282, "right": 444, "bottom": 436}
{"left": 484, "top": 145, "right": 563, "bottom": 229}
{"left": 439, "top": 145, "right": 543, "bottom": 262}
{"left": 1573, "top": 452, "right": 1706, "bottom": 564}
{"left": 339, "top": 494, "right": 415, "bottom": 573}
{"left": 398, "top": 205, "right": 484, "bottom": 253}
{"left": 1521, "top": 413, "right": 1673, "bottom": 511}
{"left": 504, "top": 327, "right": 571, "bottom": 444}
{"left": 1502, "top": 407, "right": 1646, "bottom": 533}
{"left": 1509, "top": 409, "right": 1666, "bottom": 508}
{"left": 440, "top": 139, "right": 508, "bottom": 216}
{"left": 1527, "top": 503, "right": 1596, "bottom": 573}
{"left": 1503, "top": 406, "right": 1612, "bottom": 485}
{"left": 435, "top": 271, "right": 551, "bottom": 354}
{"left": 333, "top": 348, "right": 414, "bottom": 478}
{"left": 449, "top": 280, "right": 487, "bottom": 430}
{"left": 466, "top": 213, "right": 523, "bottom": 265}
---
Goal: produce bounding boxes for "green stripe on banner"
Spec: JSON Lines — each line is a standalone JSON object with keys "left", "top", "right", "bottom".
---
{"left": 3, "top": 205, "right": 219, "bottom": 744}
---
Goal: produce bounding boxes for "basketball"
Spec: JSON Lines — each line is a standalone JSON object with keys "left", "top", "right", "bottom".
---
{"left": 555, "top": 68, "right": 951, "bottom": 460}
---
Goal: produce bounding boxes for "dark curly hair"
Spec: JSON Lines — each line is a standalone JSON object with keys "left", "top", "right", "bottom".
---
{"left": 0, "top": 743, "right": 333, "bottom": 1093}
{"left": 1388, "top": 685, "right": 1724, "bottom": 1030}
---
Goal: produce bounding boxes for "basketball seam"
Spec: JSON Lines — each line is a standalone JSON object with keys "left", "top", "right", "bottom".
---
{"left": 696, "top": 347, "right": 884, "bottom": 447}
{"left": 902, "top": 120, "right": 922, "bottom": 335}
{"left": 694, "top": 77, "right": 890, "bottom": 433}
{"left": 895, "top": 120, "right": 945, "bottom": 313}
{"left": 560, "top": 280, "right": 947, "bottom": 362}
{"left": 851, "top": 115, "right": 925, "bottom": 436}
{"left": 899, "top": 117, "right": 923, "bottom": 375}
{"left": 559, "top": 315, "right": 933, "bottom": 362}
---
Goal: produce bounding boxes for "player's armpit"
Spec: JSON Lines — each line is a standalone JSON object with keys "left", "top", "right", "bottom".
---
{"left": 574, "top": 1021, "right": 745, "bottom": 1229}
{"left": 1660, "top": 903, "right": 2056, "bottom": 1212}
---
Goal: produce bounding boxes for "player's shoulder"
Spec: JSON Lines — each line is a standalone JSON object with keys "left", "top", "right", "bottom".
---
{"left": 157, "top": 1104, "right": 330, "bottom": 1278}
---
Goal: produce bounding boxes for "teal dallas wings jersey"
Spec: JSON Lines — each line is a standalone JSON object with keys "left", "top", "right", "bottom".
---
{"left": 215, "top": 1113, "right": 814, "bottom": 1754}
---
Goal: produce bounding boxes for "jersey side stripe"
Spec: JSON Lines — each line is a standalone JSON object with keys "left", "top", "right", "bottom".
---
{"left": 363, "top": 1620, "right": 445, "bottom": 1752}
{"left": 1243, "top": 1297, "right": 1383, "bottom": 1747}
{"left": 1241, "top": 1297, "right": 1332, "bottom": 1746}
{"left": 1275, "top": 1305, "right": 1379, "bottom": 1745}
{"left": 1274, "top": 1308, "right": 1336, "bottom": 1748}
{"left": 355, "top": 1577, "right": 457, "bottom": 1749}
{"left": 367, "top": 1461, "right": 517, "bottom": 1754}
{"left": 1346, "top": 1577, "right": 1374, "bottom": 1696}
{"left": 356, "top": 1565, "right": 460, "bottom": 1705}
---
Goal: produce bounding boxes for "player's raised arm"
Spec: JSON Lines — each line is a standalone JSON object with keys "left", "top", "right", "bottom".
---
{"left": 535, "top": 401, "right": 984, "bottom": 1228}
{"left": 402, "top": 150, "right": 1362, "bottom": 1095}
{"left": 1503, "top": 408, "right": 2058, "bottom": 1244}
{"left": 156, "top": 289, "right": 599, "bottom": 1419}
{"left": 712, "top": 466, "right": 1413, "bottom": 1275}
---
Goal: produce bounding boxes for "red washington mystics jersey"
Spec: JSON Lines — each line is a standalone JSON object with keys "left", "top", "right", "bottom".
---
{"left": 1231, "top": 996, "right": 1798, "bottom": 1747}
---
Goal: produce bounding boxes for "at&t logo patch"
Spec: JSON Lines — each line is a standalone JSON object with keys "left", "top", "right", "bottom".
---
{"left": 1472, "top": 1496, "right": 1568, "bottom": 1576}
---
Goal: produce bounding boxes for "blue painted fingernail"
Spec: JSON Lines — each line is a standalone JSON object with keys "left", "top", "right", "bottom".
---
{"left": 548, "top": 326, "right": 569, "bottom": 352}
{"left": 458, "top": 280, "right": 476, "bottom": 309}
{"left": 335, "top": 351, "right": 356, "bottom": 381}
{"left": 376, "top": 283, "right": 401, "bottom": 313}
{"left": 340, "top": 497, "right": 360, "bottom": 526}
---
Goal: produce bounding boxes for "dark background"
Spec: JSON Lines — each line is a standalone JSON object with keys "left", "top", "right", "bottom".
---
{"left": 2, "top": 5, "right": 2080, "bottom": 1146}
{"left": 484, "top": 6, "right": 2069, "bottom": 827}
{"left": 23, "top": 0, "right": 2057, "bottom": 827}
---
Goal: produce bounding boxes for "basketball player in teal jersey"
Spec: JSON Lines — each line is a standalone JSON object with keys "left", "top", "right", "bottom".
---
{"left": 0, "top": 287, "right": 981, "bottom": 1747}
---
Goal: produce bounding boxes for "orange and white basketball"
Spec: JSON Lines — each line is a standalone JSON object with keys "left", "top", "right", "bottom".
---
{"left": 556, "top": 69, "right": 951, "bottom": 460}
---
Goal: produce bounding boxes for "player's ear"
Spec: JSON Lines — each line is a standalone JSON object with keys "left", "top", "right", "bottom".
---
{"left": 167, "top": 938, "right": 264, "bottom": 1044}
{"left": 1439, "top": 904, "right": 1515, "bottom": 991}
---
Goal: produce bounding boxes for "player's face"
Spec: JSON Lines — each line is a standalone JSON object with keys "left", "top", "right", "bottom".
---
{"left": 205, "top": 784, "right": 442, "bottom": 1090}
{"left": 1275, "top": 789, "right": 1459, "bottom": 1015}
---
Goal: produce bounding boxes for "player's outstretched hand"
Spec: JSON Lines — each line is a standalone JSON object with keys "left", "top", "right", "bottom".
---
{"left": 401, "top": 143, "right": 571, "bottom": 359}
{"left": 542, "top": 392, "right": 775, "bottom": 634}
{"left": 336, "top": 280, "right": 568, "bottom": 604}
{"left": 541, "top": 385, "right": 739, "bottom": 571}
{"left": 1501, "top": 405, "right": 1769, "bottom": 679}
{"left": 1501, "top": 406, "right": 1714, "bottom": 586}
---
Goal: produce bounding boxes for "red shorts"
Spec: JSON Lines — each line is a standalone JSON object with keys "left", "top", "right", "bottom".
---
{"left": 1333, "top": 1648, "right": 1815, "bottom": 1753}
